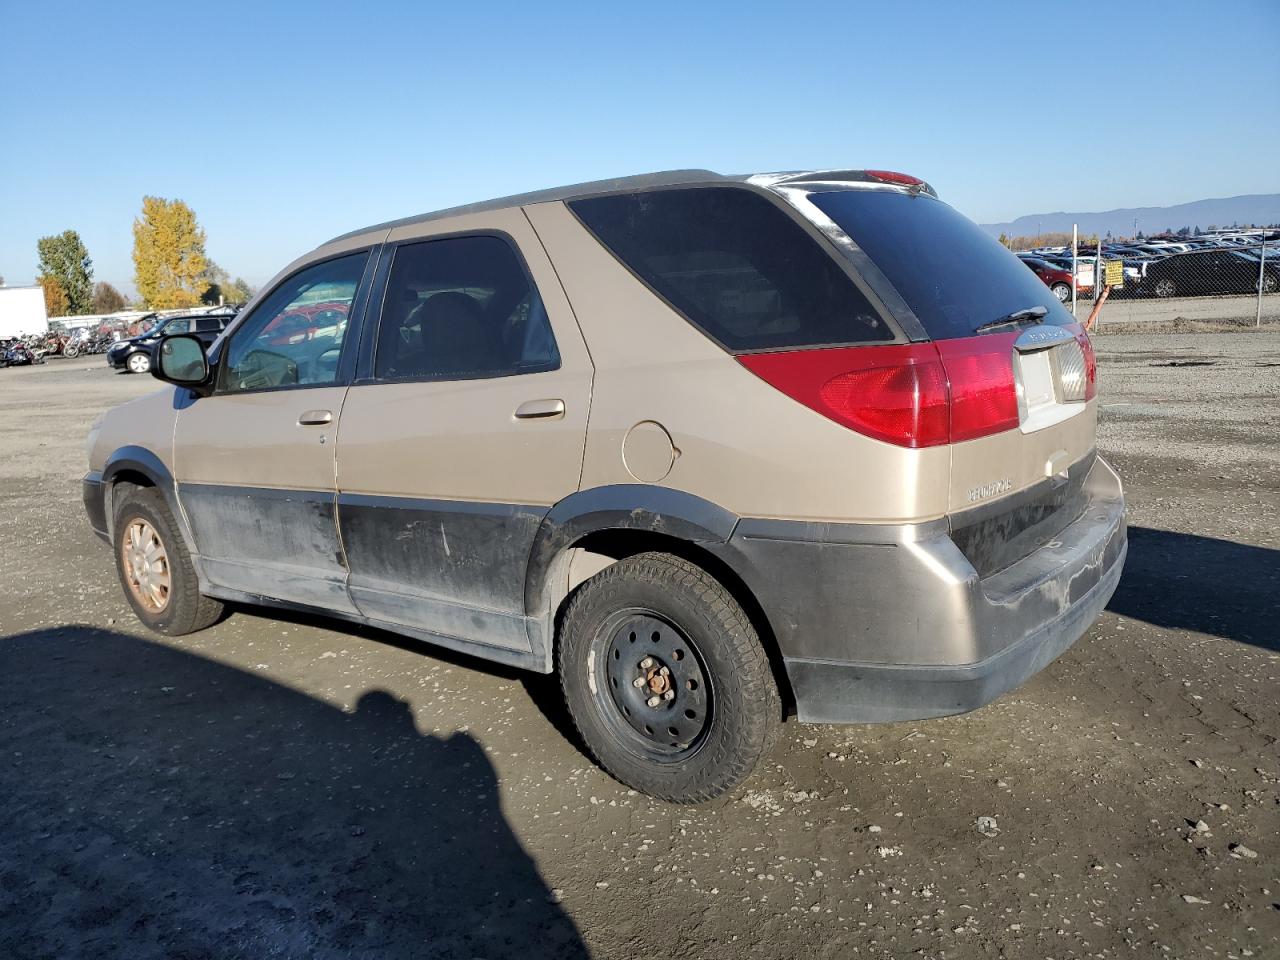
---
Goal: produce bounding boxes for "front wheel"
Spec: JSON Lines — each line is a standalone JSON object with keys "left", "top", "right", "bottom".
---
{"left": 558, "top": 552, "right": 779, "bottom": 803}
{"left": 1261, "top": 274, "right": 1279, "bottom": 295}
{"left": 64, "top": 344, "right": 80, "bottom": 358}
{"left": 112, "top": 486, "right": 223, "bottom": 635}
{"left": 1153, "top": 277, "right": 1177, "bottom": 298}
{"left": 126, "top": 352, "right": 151, "bottom": 374}
{"left": 1050, "top": 282, "right": 1071, "bottom": 303}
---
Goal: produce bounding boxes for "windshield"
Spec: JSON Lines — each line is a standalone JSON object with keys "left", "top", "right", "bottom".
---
{"left": 809, "top": 189, "right": 1074, "bottom": 340}
{"left": 138, "top": 321, "right": 166, "bottom": 338}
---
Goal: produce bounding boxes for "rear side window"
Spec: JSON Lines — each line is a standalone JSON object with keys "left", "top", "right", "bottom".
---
{"left": 810, "top": 190, "right": 1074, "bottom": 340}
{"left": 570, "top": 187, "right": 891, "bottom": 351}
{"left": 374, "top": 235, "right": 560, "bottom": 381}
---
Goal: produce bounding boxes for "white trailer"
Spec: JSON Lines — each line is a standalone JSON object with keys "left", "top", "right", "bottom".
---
{"left": 0, "top": 286, "right": 49, "bottom": 338}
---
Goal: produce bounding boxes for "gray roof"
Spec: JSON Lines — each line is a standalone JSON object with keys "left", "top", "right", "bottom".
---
{"left": 326, "top": 167, "right": 936, "bottom": 246}
{"left": 327, "top": 169, "right": 731, "bottom": 245}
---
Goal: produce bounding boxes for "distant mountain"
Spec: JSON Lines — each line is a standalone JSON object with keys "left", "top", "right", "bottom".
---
{"left": 981, "top": 194, "right": 1280, "bottom": 239}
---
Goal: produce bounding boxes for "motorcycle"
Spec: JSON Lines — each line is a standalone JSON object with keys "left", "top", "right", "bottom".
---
{"left": 0, "top": 341, "right": 40, "bottom": 367}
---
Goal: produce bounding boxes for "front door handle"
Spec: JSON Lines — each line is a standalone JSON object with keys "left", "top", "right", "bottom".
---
{"left": 298, "top": 409, "right": 333, "bottom": 426}
{"left": 514, "top": 399, "right": 565, "bottom": 420}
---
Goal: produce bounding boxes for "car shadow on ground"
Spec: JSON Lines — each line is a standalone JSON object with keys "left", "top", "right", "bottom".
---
{"left": 1108, "top": 525, "right": 1280, "bottom": 652}
{"left": 0, "top": 626, "right": 590, "bottom": 960}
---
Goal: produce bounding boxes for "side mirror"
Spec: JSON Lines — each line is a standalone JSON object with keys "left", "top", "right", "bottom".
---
{"left": 153, "top": 334, "right": 212, "bottom": 393}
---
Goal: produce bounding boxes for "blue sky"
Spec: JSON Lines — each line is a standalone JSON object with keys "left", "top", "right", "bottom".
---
{"left": 2, "top": 0, "right": 1277, "bottom": 294}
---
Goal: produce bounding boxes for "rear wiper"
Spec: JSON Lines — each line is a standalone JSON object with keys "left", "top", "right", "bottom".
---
{"left": 975, "top": 305, "right": 1048, "bottom": 333}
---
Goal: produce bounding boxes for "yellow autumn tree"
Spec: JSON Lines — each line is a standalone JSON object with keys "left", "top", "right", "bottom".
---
{"left": 38, "top": 274, "right": 69, "bottom": 317}
{"left": 132, "top": 197, "right": 210, "bottom": 308}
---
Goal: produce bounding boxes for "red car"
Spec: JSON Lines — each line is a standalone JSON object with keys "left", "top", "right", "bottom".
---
{"left": 1017, "top": 256, "right": 1074, "bottom": 303}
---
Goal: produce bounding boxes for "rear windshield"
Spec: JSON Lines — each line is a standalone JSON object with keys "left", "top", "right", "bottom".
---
{"left": 569, "top": 187, "right": 893, "bottom": 351}
{"left": 809, "top": 190, "right": 1075, "bottom": 340}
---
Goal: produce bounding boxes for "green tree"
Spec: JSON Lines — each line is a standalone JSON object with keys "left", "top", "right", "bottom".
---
{"left": 91, "top": 281, "right": 127, "bottom": 314}
{"left": 199, "top": 260, "right": 255, "bottom": 305}
{"left": 36, "top": 230, "right": 94, "bottom": 314}
{"left": 38, "top": 275, "right": 69, "bottom": 317}
{"left": 132, "top": 196, "right": 210, "bottom": 308}
{"left": 228, "top": 277, "right": 255, "bottom": 303}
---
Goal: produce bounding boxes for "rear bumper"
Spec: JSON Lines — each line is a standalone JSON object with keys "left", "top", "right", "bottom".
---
{"left": 717, "top": 456, "right": 1127, "bottom": 724}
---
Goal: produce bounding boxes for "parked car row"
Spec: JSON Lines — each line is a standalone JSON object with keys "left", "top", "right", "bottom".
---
{"left": 1017, "top": 231, "right": 1278, "bottom": 299}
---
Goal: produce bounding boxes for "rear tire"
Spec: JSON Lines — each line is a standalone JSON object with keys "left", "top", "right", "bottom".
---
{"left": 1050, "top": 282, "right": 1071, "bottom": 303}
{"left": 558, "top": 552, "right": 779, "bottom": 803}
{"left": 112, "top": 485, "right": 223, "bottom": 635}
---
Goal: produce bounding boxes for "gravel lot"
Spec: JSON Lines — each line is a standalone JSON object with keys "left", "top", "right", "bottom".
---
{"left": 2, "top": 333, "right": 1277, "bottom": 960}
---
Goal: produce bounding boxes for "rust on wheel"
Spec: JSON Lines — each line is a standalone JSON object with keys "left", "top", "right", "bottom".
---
{"left": 121, "top": 518, "right": 171, "bottom": 612}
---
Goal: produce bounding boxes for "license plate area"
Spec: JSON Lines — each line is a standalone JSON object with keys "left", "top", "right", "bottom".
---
{"left": 1014, "top": 342, "right": 1085, "bottom": 433}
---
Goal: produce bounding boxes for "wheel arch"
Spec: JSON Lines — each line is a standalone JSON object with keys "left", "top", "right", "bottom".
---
{"left": 524, "top": 485, "right": 793, "bottom": 713}
{"left": 100, "top": 447, "right": 199, "bottom": 562}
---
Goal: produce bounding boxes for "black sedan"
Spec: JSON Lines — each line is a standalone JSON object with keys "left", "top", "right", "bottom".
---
{"left": 1140, "top": 250, "right": 1280, "bottom": 298}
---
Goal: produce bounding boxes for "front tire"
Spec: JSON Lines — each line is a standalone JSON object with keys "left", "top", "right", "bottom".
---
{"left": 1050, "top": 282, "right": 1071, "bottom": 303}
{"left": 1153, "top": 277, "right": 1177, "bottom": 298}
{"left": 112, "top": 485, "right": 223, "bottom": 635}
{"left": 558, "top": 552, "right": 779, "bottom": 803}
{"left": 126, "top": 352, "right": 151, "bottom": 374}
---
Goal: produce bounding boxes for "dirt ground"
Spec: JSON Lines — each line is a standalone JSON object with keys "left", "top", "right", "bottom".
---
{"left": 1, "top": 334, "right": 1277, "bottom": 960}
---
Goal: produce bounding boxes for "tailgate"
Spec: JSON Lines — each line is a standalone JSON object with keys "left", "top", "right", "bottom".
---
{"left": 948, "top": 327, "right": 1098, "bottom": 576}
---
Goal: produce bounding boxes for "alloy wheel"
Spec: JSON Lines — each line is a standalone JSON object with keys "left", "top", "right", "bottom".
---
{"left": 121, "top": 519, "right": 171, "bottom": 612}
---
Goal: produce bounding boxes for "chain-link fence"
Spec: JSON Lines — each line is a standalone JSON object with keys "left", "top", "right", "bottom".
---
{"left": 1018, "top": 233, "right": 1278, "bottom": 329}
{"left": 1075, "top": 235, "right": 1274, "bottom": 330}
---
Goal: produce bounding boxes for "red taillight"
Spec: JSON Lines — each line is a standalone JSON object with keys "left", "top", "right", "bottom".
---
{"left": 738, "top": 335, "right": 1019, "bottom": 448}
{"left": 935, "top": 335, "right": 1021, "bottom": 441}
{"left": 864, "top": 170, "right": 924, "bottom": 187}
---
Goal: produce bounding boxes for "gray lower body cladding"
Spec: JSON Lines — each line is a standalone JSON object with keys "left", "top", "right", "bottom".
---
{"left": 716, "top": 456, "right": 1127, "bottom": 723}
{"left": 83, "top": 472, "right": 109, "bottom": 540}
{"left": 83, "top": 457, "right": 1126, "bottom": 728}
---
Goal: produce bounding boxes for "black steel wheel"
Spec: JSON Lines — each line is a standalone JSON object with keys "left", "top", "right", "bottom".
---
{"left": 594, "top": 611, "right": 712, "bottom": 760}
{"left": 559, "top": 552, "right": 779, "bottom": 803}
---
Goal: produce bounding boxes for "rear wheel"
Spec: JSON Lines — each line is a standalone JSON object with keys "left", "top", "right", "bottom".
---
{"left": 558, "top": 552, "right": 778, "bottom": 803}
{"left": 112, "top": 486, "right": 222, "bottom": 635}
{"left": 1261, "top": 273, "right": 1279, "bottom": 295}
{"left": 126, "top": 352, "right": 151, "bottom": 374}
{"left": 1050, "top": 282, "right": 1071, "bottom": 303}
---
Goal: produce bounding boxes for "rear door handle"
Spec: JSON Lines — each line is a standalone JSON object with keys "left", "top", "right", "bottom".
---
{"left": 514, "top": 399, "right": 565, "bottom": 420}
{"left": 298, "top": 409, "right": 333, "bottom": 426}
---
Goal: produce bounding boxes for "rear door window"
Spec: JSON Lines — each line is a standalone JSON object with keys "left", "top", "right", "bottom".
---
{"left": 809, "top": 190, "right": 1074, "bottom": 340}
{"left": 373, "top": 235, "right": 559, "bottom": 381}
{"left": 569, "top": 186, "right": 892, "bottom": 351}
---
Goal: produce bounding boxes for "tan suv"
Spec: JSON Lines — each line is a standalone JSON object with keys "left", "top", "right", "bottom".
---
{"left": 83, "top": 169, "right": 1127, "bottom": 802}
